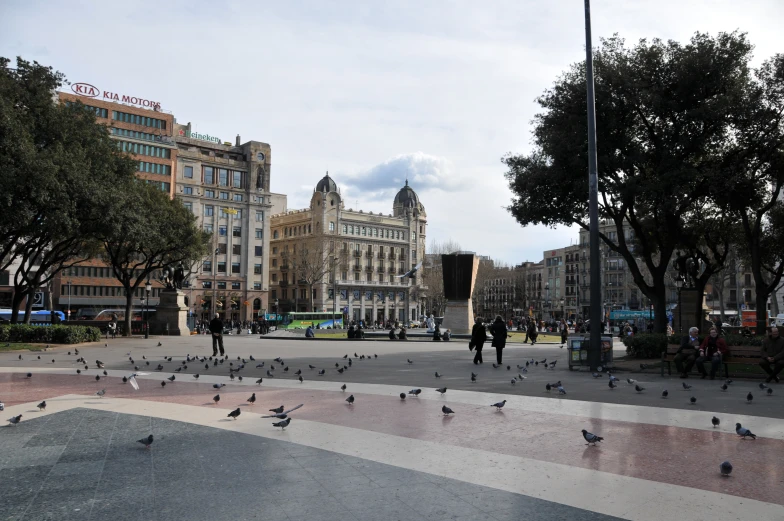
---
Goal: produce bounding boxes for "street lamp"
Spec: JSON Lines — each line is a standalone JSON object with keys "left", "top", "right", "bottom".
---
{"left": 211, "top": 247, "right": 219, "bottom": 317}
{"left": 675, "top": 279, "right": 684, "bottom": 334}
{"left": 544, "top": 282, "right": 550, "bottom": 320}
{"left": 67, "top": 280, "right": 72, "bottom": 322}
{"left": 560, "top": 297, "right": 565, "bottom": 321}
{"left": 144, "top": 278, "right": 152, "bottom": 339}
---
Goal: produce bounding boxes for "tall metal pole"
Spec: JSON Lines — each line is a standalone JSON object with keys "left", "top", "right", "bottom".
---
{"left": 67, "top": 280, "right": 71, "bottom": 321}
{"left": 585, "top": 0, "right": 602, "bottom": 370}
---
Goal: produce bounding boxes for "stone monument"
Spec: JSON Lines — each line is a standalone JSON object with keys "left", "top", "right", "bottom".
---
{"left": 151, "top": 263, "right": 190, "bottom": 335}
{"left": 440, "top": 253, "right": 479, "bottom": 334}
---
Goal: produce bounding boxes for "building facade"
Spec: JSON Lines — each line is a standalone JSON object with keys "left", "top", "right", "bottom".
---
{"left": 269, "top": 174, "right": 427, "bottom": 324}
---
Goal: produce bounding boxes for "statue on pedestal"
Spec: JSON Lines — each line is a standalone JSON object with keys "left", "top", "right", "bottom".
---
{"left": 426, "top": 314, "right": 436, "bottom": 333}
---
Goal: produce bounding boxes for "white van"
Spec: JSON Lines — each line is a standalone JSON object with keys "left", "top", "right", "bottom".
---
{"left": 774, "top": 314, "right": 784, "bottom": 327}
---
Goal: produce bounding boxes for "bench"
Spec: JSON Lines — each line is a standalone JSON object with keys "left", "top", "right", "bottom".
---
{"left": 661, "top": 344, "right": 763, "bottom": 378}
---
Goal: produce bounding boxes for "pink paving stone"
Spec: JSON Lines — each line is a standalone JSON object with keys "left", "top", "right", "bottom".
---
{"left": 2, "top": 373, "right": 782, "bottom": 505}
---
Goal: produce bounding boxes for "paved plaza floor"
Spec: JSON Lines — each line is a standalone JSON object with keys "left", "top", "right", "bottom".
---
{"left": 1, "top": 335, "right": 783, "bottom": 520}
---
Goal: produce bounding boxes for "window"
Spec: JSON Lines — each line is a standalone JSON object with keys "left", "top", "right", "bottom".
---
{"left": 218, "top": 169, "right": 229, "bottom": 186}
{"left": 202, "top": 281, "right": 212, "bottom": 289}
{"left": 119, "top": 141, "right": 171, "bottom": 159}
{"left": 256, "top": 211, "right": 264, "bottom": 222}
{"left": 218, "top": 243, "right": 227, "bottom": 254}
{"left": 220, "top": 192, "right": 229, "bottom": 200}
{"left": 204, "top": 205, "right": 214, "bottom": 216}
{"left": 233, "top": 194, "right": 243, "bottom": 202}
{"left": 202, "top": 260, "right": 212, "bottom": 273}
{"left": 232, "top": 282, "right": 242, "bottom": 290}
{"left": 255, "top": 228, "right": 263, "bottom": 239}
{"left": 217, "top": 262, "right": 226, "bottom": 273}
{"left": 137, "top": 161, "right": 171, "bottom": 175}
{"left": 255, "top": 246, "right": 262, "bottom": 256}
{"left": 272, "top": 259, "right": 277, "bottom": 267}
{"left": 184, "top": 166, "right": 193, "bottom": 178}
{"left": 205, "top": 189, "right": 215, "bottom": 198}
{"left": 68, "top": 103, "right": 108, "bottom": 118}
{"left": 219, "top": 226, "right": 227, "bottom": 236}
{"left": 204, "top": 167, "right": 214, "bottom": 184}
{"left": 342, "top": 271, "right": 347, "bottom": 280}
{"left": 342, "top": 224, "right": 348, "bottom": 233}
{"left": 235, "top": 209, "right": 242, "bottom": 219}
{"left": 183, "top": 201, "right": 192, "bottom": 212}
{"left": 373, "top": 228, "right": 378, "bottom": 237}
{"left": 233, "top": 227, "right": 241, "bottom": 237}
{"left": 271, "top": 273, "right": 278, "bottom": 282}
{"left": 271, "top": 290, "right": 277, "bottom": 299}
{"left": 328, "top": 221, "right": 335, "bottom": 231}
{"left": 204, "top": 223, "right": 213, "bottom": 234}
{"left": 232, "top": 244, "right": 241, "bottom": 255}
{"left": 273, "top": 230, "right": 279, "bottom": 239}
{"left": 217, "top": 282, "right": 226, "bottom": 289}
{"left": 233, "top": 171, "right": 243, "bottom": 188}
{"left": 231, "top": 262, "right": 241, "bottom": 274}
{"left": 111, "top": 110, "right": 166, "bottom": 129}
{"left": 362, "top": 227, "right": 367, "bottom": 236}
{"left": 254, "top": 264, "right": 262, "bottom": 274}
{"left": 254, "top": 282, "right": 262, "bottom": 290}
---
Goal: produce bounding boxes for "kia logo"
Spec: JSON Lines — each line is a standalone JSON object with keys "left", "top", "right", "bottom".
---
{"left": 71, "top": 83, "right": 100, "bottom": 98}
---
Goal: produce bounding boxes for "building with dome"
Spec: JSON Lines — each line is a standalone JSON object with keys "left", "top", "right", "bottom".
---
{"left": 268, "top": 173, "right": 427, "bottom": 325}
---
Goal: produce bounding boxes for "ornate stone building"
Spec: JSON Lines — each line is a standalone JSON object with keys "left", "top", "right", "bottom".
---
{"left": 269, "top": 173, "right": 427, "bottom": 324}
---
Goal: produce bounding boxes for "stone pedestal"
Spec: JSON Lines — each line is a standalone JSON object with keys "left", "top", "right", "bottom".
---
{"left": 152, "top": 289, "right": 190, "bottom": 336}
{"left": 674, "top": 288, "right": 711, "bottom": 335}
{"left": 440, "top": 253, "right": 479, "bottom": 334}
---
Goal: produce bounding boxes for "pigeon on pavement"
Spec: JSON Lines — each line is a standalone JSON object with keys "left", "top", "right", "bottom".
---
{"left": 471, "top": 373, "right": 477, "bottom": 382}
{"left": 759, "top": 383, "right": 768, "bottom": 390}
{"left": 690, "top": 396, "right": 697, "bottom": 404}
{"left": 491, "top": 400, "right": 507, "bottom": 410}
{"left": 635, "top": 385, "right": 645, "bottom": 393}
{"left": 227, "top": 408, "right": 241, "bottom": 420}
{"left": 407, "top": 359, "right": 413, "bottom": 364}
{"left": 213, "top": 395, "right": 220, "bottom": 405}
{"left": 37, "top": 401, "right": 46, "bottom": 411}
{"left": 436, "top": 387, "right": 447, "bottom": 395}
{"left": 661, "top": 389, "right": 668, "bottom": 398}
{"left": 712, "top": 416, "right": 720, "bottom": 428}
{"left": 441, "top": 405, "right": 454, "bottom": 415}
{"left": 582, "top": 429, "right": 603, "bottom": 445}
{"left": 341, "top": 384, "right": 347, "bottom": 392}
{"left": 400, "top": 393, "right": 406, "bottom": 400}
{"left": 767, "top": 388, "right": 773, "bottom": 395}
{"left": 747, "top": 392, "right": 754, "bottom": 403}
{"left": 557, "top": 386, "right": 567, "bottom": 395}
{"left": 167, "top": 376, "right": 175, "bottom": 382}
{"left": 273, "top": 418, "right": 291, "bottom": 429}
{"left": 318, "top": 370, "right": 325, "bottom": 376}
{"left": 7, "top": 414, "right": 22, "bottom": 425}
{"left": 408, "top": 389, "right": 422, "bottom": 396}
{"left": 682, "top": 382, "right": 692, "bottom": 390}
{"left": 346, "top": 395, "right": 355, "bottom": 405}
{"left": 608, "top": 380, "right": 616, "bottom": 390}
{"left": 137, "top": 434, "right": 153, "bottom": 449}
{"left": 96, "top": 389, "right": 106, "bottom": 398}
{"left": 256, "top": 378, "right": 263, "bottom": 384}
{"left": 213, "top": 383, "right": 226, "bottom": 389}
{"left": 262, "top": 404, "right": 305, "bottom": 420}
{"left": 546, "top": 383, "right": 552, "bottom": 392}
{"left": 248, "top": 393, "right": 256, "bottom": 405}
{"left": 720, "top": 461, "right": 733, "bottom": 476}
{"left": 721, "top": 384, "right": 728, "bottom": 391}
{"left": 435, "top": 372, "right": 441, "bottom": 378}
{"left": 626, "top": 378, "right": 636, "bottom": 385}
{"left": 735, "top": 423, "right": 756, "bottom": 439}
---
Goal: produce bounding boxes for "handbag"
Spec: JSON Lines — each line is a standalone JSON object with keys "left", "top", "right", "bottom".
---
{"left": 469, "top": 341, "right": 474, "bottom": 351}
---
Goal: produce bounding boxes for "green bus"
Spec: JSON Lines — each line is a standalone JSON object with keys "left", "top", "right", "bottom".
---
{"left": 279, "top": 312, "right": 343, "bottom": 329}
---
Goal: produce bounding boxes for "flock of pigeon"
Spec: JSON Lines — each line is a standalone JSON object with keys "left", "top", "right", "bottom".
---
{"left": 3, "top": 348, "right": 771, "bottom": 477}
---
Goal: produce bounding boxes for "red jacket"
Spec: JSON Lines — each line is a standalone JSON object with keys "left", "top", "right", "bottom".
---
{"left": 699, "top": 336, "right": 728, "bottom": 356}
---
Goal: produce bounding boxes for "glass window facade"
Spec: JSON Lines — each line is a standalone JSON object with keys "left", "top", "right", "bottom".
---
{"left": 118, "top": 140, "right": 171, "bottom": 158}
{"left": 233, "top": 171, "right": 243, "bottom": 188}
{"left": 231, "top": 262, "right": 241, "bottom": 274}
{"left": 203, "top": 167, "right": 214, "bottom": 184}
{"left": 254, "top": 246, "right": 262, "bottom": 256}
{"left": 204, "top": 205, "right": 214, "bottom": 216}
{"left": 218, "top": 169, "right": 229, "bottom": 186}
{"left": 255, "top": 228, "right": 263, "bottom": 239}
{"left": 184, "top": 166, "right": 193, "bottom": 178}
{"left": 111, "top": 110, "right": 166, "bottom": 129}
{"left": 183, "top": 186, "right": 193, "bottom": 195}
{"left": 138, "top": 161, "right": 171, "bottom": 175}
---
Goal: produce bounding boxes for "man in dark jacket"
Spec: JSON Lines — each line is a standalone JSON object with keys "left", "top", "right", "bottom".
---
{"left": 527, "top": 320, "right": 538, "bottom": 345}
{"left": 470, "top": 318, "right": 487, "bottom": 364}
{"left": 760, "top": 327, "right": 784, "bottom": 383}
{"left": 209, "top": 314, "right": 225, "bottom": 356}
{"left": 489, "top": 315, "right": 509, "bottom": 364}
{"left": 675, "top": 327, "right": 701, "bottom": 378}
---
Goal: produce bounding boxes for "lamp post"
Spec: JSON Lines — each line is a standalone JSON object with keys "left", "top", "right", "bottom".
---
{"left": 211, "top": 247, "right": 219, "bottom": 318}
{"left": 560, "top": 297, "right": 565, "bottom": 321}
{"left": 675, "top": 279, "right": 684, "bottom": 334}
{"left": 144, "top": 278, "right": 152, "bottom": 339}
{"left": 544, "top": 282, "right": 550, "bottom": 321}
{"left": 67, "top": 280, "right": 72, "bottom": 322}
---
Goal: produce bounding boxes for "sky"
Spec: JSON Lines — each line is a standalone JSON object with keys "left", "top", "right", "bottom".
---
{"left": 2, "top": 0, "right": 782, "bottom": 264}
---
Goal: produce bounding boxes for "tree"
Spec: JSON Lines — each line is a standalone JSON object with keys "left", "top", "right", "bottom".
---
{"left": 97, "top": 179, "right": 211, "bottom": 336}
{"left": 0, "top": 57, "right": 138, "bottom": 323}
{"left": 504, "top": 32, "right": 761, "bottom": 333}
{"left": 281, "top": 232, "right": 338, "bottom": 312}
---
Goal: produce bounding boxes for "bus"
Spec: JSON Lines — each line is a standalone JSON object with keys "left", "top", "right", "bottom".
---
{"left": 279, "top": 312, "right": 343, "bottom": 329}
{"left": 0, "top": 309, "right": 66, "bottom": 324}
{"left": 75, "top": 308, "right": 154, "bottom": 322}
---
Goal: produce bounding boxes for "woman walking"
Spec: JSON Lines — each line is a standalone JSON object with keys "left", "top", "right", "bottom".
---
{"left": 470, "top": 318, "right": 487, "bottom": 365}
{"left": 490, "top": 315, "right": 509, "bottom": 364}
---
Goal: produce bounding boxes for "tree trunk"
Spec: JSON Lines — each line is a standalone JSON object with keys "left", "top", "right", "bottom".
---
{"left": 10, "top": 289, "right": 25, "bottom": 324}
{"left": 123, "top": 285, "right": 134, "bottom": 337}
{"left": 692, "top": 279, "right": 709, "bottom": 335}
{"left": 717, "top": 287, "right": 726, "bottom": 323}
{"left": 756, "top": 288, "right": 769, "bottom": 335}
{"left": 22, "top": 287, "right": 36, "bottom": 324}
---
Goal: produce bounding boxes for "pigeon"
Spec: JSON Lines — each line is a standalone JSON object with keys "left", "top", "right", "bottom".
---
{"left": 248, "top": 393, "right": 256, "bottom": 404}
{"left": 435, "top": 372, "right": 441, "bottom": 378}
{"left": 255, "top": 364, "right": 265, "bottom": 368}
{"left": 269, "top": 405, "right": 284, "bottom": 414}
{"left": 626, "top": 378, "right": 636, "bottom": 385}
{"left": 375, "top": 354, "right": 378, "bottom": 358}
{"left": 213, "top": 394, "right": 220, "bottom": 404}
{"left": 37, "top": 401, "right": 46, "bottom": 411}
{"left": 635, "top": 385, "right": 645, "bottom": 393}
{"left": 256, "top": 378, "right": 263, "bottom": 385}
{"left": 682, "top": 382, "right": 692, "bottom": 390}
{"left": 298, "top": 376, "right": 303, "bottom": 383}
{"left": 96, "top": 389, "right": 106, "bottom": 398}
{"left": 273, "top": 418, "right": 291, "bottom": 430}
{"left": 539, "top": 359, "right": 547, "bottom": 364}
{"left": 77, "top": 369, "right": 81, "bottom": 375}
{"left": 510, "top": 379, "right": 516, "bottom": 385}
{"left": 341, "top": 384, "right": 347, "bottom": 392}
{"left": 493, "top": 364, "right": 499, "bottom": 369}
{"left": 549, "top": 361, "right": 557, "bottom": 369}
{"left": 735, "top": 423, "right": 756, "bottom": 439}
{"left": 661, "top": 389, "right": 668, "bottom": 398}
{"left": 137, "top": 434, "right": 153, "bottom": 449}
{"left": 229, "top": 374, "right": 235, "bottom": 381}
{"left": 7, "top": 414, "right": 22, "bottom": 425}
{"left": 608, "top": 380, "right": 616, "bottom": 389}
{"left": 95, "top": 375, "right": 101, "bottom": 381}
{"left": 318, "top": 370, "right": 325, "bottom": 376}
{"left": 441, "top": 405, "right": 454, "bottom": 415}
{"left": 18, "top": 354, "right": 22, "bottom": 360}
{"left": 721, "top": 384, "right": 728, "bottom": 391}
{"left": 96, "top": 360, "right": 105, "bottom": 369}
{"left": 227, "top": 408, "right": 241, "bottom": 420}
{"left": 592, "top": 372, "right": 602, "bottom": 378}
{"left": 725, "top": 379, "right": 733, "bottom": 385}
{"left": 712, "top": 416, "right": 720, "bottom": 428}
{"left": 608, "top": 375, "right": 619, "bottom": 382}
{"left": 143, "top": 356, "right": 147, "bottom": 360}
{"left": 103, "top": 370, "right": 108, "bottom": 376}
{"left": 157, "top": 342, "right": 162, "bottom": 347}
{"left": 193, "top": 374, "right": 199, "bottom": 379}
{"left": 343, "top": 354, "right": 348, "bottom": 359}
{"left": 518, "top": 374, "right": 526, "bottom": 380}
{"left": 546, "top": 383, "right": 552, "bottom": 392}
{"left": 491, "top": 400, "right": 507, "bottom": 410}
{"left": 337, "top": 368, "right": 344, "bottom": 374}
{"left": 308, "top": 365, "right": 316, "bottom": 369}
{"left": 249, "top": 355, "right": 255, "bottom": 361}
{"left": 436, "top": 387, "right": 447, "bottom": 395}
{"left": 267, "top": 371, "right": 274, "bottom": 377}
{"left": 213, "top": 383, "right": 226, "bottom": 389}
{"left": 346, "top": 395, "right": 355, "bottom": 405}
{"left": 767, "top": 388, "right": 773, "bottom": 396}
{"left": 284, "top": 367, "right": 289, "bottom": 372}
{"left": 399, "top": 393, "right": 406, "bottom": 400}
{"left": 295, "top": 369, "right": 302, "bottom": 376}
{"left": 747, "top": 392, "right": 753, "bottom": 403}
{"left": 690, "top": 396, "right": 696, "bottom": 404}
{"left": 471, "top": 373, "right": 477, "bottom": 382}
{"left": 167, "top": 376, "right": 175, "bottom": 382}
{"left": 720, "top": 461, "right": 733, "bottom": 476}
{"left": 408, "top": 389, "right": 422, "bottom": 396}
{"left": 348, "top": 360, "right": 352, "bottom": 367}
{"left": 407, "top": 359, "right": 413, "bottom": 364}
{"left": 175, "top": 367, "right": 182, "bottom": 373}
{"left": 160, "top": 381, "right": 166, "bottom": 387}
{"left": 582, "top": 429, "right": 603, "bottom": 445}
{"left": 262, "top": 404, "right": 304, "bottom": 420}
{"left": 557, "top": 386, "right": 567, "bottom": 395}
{"left": 759, "top": 383, "right": 768, "bottom": 390}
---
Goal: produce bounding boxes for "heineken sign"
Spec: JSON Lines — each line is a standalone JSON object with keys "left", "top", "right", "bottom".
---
{"left": 178, "top": 128, "right": 221, "bottom": 144}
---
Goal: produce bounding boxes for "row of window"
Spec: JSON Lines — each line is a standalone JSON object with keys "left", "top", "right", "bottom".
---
{"left": 343, "top": 224, "right": 406, "bottom": 240}
{"left": 112, "top": 110, "right": 167, "bottom": 129}
{"left": 181, "top": 187, "right": 243, "bottom": 201}
{"left": 111, "top": 127, "right": 169, "bottom": 143}
{"left": 146, "top": 180, "right": 171, "bottom": 192}
{"left": 66, "top": 102, "right": 108, "bottom": 118}
{"left": 201, "top": 261, "right": 263, "bottom": 274}
{"left": 139, "top": 161, "right": 171, "bottom": 175}
{"left": 119, "top": 140, "right": 171, "bottom": 159}
{"left": 202, "top": 167, "right": 245, "bottom": 188}
{"left": 200, "top": 281, "right": 263, "bottom": 291}
{"left": 60, "top": 285, "right": 161, "bottom": 297}
{"left": 199, "top": 206, "right": 264, "bottom": 222}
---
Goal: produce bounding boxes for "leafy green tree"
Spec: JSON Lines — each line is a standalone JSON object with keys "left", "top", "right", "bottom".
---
{"left": 0, "top": 57, "right": 137, "bottom": 323}
{"left": 97, "top": 179, "right": 211, "bottom": 336}
{"left": 503, "top": 32, "right": 762, "bottom": 333}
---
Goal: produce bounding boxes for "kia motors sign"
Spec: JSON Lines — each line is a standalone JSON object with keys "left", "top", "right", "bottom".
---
{"left": 70, "top": 82, "right": 162, "bottom": 110}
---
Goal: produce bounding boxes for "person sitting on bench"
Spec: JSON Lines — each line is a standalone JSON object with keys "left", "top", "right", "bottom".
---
{"left": 388, "top": 328, "right": 396, "bottom": 340}
{"left": 760, "top": 327, "right": 784, "bottom": 383}
{"left": 398, "top": 328, "right": 407, "bottom": 340}
{"left": 696, "top": 327, "right": 727, "bottom": 379}
{"left": 433, "top": 325, "right": 442, "bottom": 341}
{"left": 674, "top": 327, "right": 701, "bottom": 378}
{"left": 355, "top": 326, "right": 365, "bottom": 339}
{"left": 347, "top": 325, "right": 355, "bottom": 339}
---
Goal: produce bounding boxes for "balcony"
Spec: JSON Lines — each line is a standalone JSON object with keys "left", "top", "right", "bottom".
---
{"left": 280, "top": 264, "right": 289, "bottom": 270}
{"left": 353, "top": 251, "right": 362, "bottom": 257}
{"left": 377, "top": 266, "right": 386, "bottom": 273}
{"left": 365, "top": 266, "right": 374, "bottom": 273}
{"left": 377, "top": 252, "right": 385, "bottom": 260}
{"left": 388, "top": 266, "right": 396, "bottom": 273}
{"left": 365, "top": 251, "right": 374, "bottom": 258}
{"left": 278, "top": 281, "right": 289, "bottom": 287}
{"left": 388, "top": 254, "right": 396, "bottom": 260}
{"left": 353, "top": 264, "right": 361, "bottom": 271}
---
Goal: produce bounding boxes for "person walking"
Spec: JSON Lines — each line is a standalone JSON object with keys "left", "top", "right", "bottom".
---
{"left": 470, "top": 317, "right": 487, "bottom": 364}
{"left": 527, "top": 319, "right": 538, "bottom": 346}
{"left": 560, "top": 320, "right": 568, "bottom": 346}
{"left": 209, "top": 314, "right": 225, "bottom": 356}
{"left": 490, "top": 315, "right": 509, "bottom": 364}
